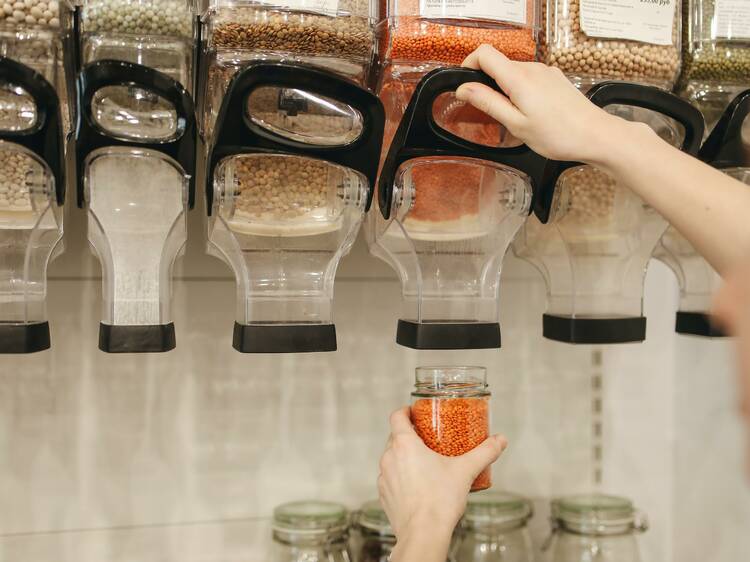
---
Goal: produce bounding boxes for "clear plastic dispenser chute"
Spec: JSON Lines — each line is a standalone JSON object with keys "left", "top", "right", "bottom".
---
{"left": 655, "top": 89, "right": 750, "bottom": 338}
{"left": 206, "top": 62, "right": 384, "bottom": 353}
{"left": 369, "top": 67, "right": 546, "bottom": 350}
{"left": 75, "top": 60, "right": 196, "bottom": 353}
{"left": 0, "top": 57, "right": 64, "bottom": 353}
{"left": 515, "top": 82, "right": 704, "bottom": 345}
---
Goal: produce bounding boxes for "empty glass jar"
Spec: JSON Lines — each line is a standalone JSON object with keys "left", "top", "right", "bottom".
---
{"left": 411, "top": 366, "right": 491, "bottom": 492}
{"left": 451, "top": 491, "right": 534, "bottom": 562}
{"left": 272, "top": 500, "right": 352, "bottom": 562}
{"left": 350, "top": 499, "right": 395, "bottom": 562}
{"left": 546, "top": 494, "right": 648, "bottom": 562}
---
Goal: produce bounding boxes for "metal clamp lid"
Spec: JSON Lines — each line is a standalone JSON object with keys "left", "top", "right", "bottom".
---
{"left": 378, "top": 66, "right": 547, "bottom": 220}
{"left": 75, "top": 59, "right": 197, "bottom": 208}
{"left": 206, "top": 62, "right": 385, "bottom": 215}
{"left": 535, "top": 81, "right": 705, "bottom": 222}
{"left": 699, "top": 89, "right": 750, "bottom": 169}
{"left": 0, "top": 57, "right": 65, "bottom": 206}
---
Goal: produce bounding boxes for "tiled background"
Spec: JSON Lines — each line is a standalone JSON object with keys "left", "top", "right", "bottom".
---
{"left": 0, "top": 201, "right": 748, "bottom": 560}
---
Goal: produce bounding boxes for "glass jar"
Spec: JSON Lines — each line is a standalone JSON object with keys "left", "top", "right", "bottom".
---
{"left": 350, "top": 499, "right": 395, "bottom": 562}
{"left": 203, "top": 0, "right": 377, "bottom": 86}
{"left": 546, "top": 494, "right": 648, "bottom": 562}
{"left": 410, "top": 366, "right": 491, "bottom": 492}
{"left": 451, "top": 491, "right": 534, "bottom": 562}
{"left": 272, "top": 500, "right": 352, "bottom": 562}
{"left": 678, "top": 0, "right": 750, "bottom": 128}
{"left": 542, "top": 0, "right": 682, "bottom": 90}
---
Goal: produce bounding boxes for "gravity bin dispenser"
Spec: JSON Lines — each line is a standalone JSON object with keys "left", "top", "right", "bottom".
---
{"left": 370, "top": 68, "right": 546, "bottom": 350}
{"left": 514, "top": 82, "right": 704, "bottom": 345}
{"left": 655, "top": 89, "right": 750, "bottom": 337}
{"left": 75, "top": 60, "right": 196, "bottom": 353}
{"left": 0, "top": 57, "right": 65, "bottom": 353}
{"left": 206, "top": 63, "right": 384, "bottom": 353}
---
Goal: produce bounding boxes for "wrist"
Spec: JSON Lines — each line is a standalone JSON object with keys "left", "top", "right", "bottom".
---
{"left": 586, "top": 115, "right": 656, "bottom": 174}
{"left": 405, "top": 508, "right": 459, "bottom": 538}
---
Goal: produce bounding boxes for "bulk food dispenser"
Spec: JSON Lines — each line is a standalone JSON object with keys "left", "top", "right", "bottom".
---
{"left": 378, "top": 0, "right": 538, "bottom": 154}
{"left": 369, "top": 68, "right": 546, "bottom": 349}
{"left": 75, "top": 60, "right": 196, "bottom": 352}
{"left": 655, "top": 89, "right": 750, "bottom": 337}
{"left": 678, "top": 0, "right": 750, "bottom": 129}
{"left": 513, "top": 82, "right": 703, "bottom": 344}
{"left": 206, "top": 62, "right": 384, "bottom": 353}
{"left": 199, "top": 0, "right": 378, "bottom": 141}
{"left": 0, "top": 57, "right": 65, "bottom": 353}
{"left": 0, "top": 0, "right": 70, "bottom": 353}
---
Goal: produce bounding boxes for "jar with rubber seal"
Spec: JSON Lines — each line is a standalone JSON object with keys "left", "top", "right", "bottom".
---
{"left": 545, "top": 494, "right": 648, "bottom": 562}
{"left": 272, "top": 500, "right": 352, "bottom": 562}
{"left": 410, "top": 366, "right": 491, "bottom": 492}
{"left": 451, "top": 491, "right": 534, "bottom": 562}
{"left": 350, "top": 499, "right": 395, "bottom": 562}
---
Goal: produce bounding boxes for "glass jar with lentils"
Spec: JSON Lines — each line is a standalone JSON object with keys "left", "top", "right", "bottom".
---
{"left": 542, "top": 0, "right": 682, "bottom": 90}
{"left": 410, "top": 366, "right": 492, "bottom": 492}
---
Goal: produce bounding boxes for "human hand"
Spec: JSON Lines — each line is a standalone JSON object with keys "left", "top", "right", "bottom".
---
{"left": 378, "top": 407, "right": 508, "bottom": 539}
{"left": 455, "top": 45, "right": 648, "bottom": 165}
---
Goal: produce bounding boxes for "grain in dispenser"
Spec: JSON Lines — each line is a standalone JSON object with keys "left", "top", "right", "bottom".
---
{"left": 0, "top": 57, "right": 64, "bottom": 353}
{"left": 542, "top": 0, "right": 681, "bottom": 90}
{"left": 655, "top": 89, "right": 750, "bottom": 337}
{"left": 369, "top": 68, "right": 545, "bottom": 350}
{"left": 206, "top": 62, "right": 384, "bottom": 353}
{"left": 678, "top": 0, "right": 750, "bottom": 129}
{"left": 75, "top": 60, "right": 196, "bottom": 353}
{"left": 514, "top": 82, "right": 703, "bottom": 344}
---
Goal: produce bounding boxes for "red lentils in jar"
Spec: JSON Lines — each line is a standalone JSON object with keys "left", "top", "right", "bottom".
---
{"left": 410, "top": 366, "right": 492, "bottom": 492}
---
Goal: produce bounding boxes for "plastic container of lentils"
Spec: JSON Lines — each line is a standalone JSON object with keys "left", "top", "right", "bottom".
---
{"left": 411, "top": 366, "right": 491, "bottom": 492}
{"left": 383, "top": 0, "right": 539, "bottom": 67}
{"left": 678, "top": 0, "right": 750, "bottom": 129}
{"left": 204, "top": 0, "right": 377, "bottom": 86}
{"left": 542, "top": 0, "right": 682, "bottom": 90}
{"left": 80, "top": 0, "right": 196, "bottom": 91}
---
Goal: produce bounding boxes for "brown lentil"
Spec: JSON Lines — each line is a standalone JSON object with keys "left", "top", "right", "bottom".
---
{"left": 411, "top": 397, "right": 491, "bottom": 492}
{"left": 209, "top": 1, "right": 375, "bottom": 63}
{"left": 542, "top": 0, "right": 681, "bottom": 89}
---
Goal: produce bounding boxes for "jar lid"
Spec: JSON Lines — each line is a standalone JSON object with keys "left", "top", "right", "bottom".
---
{"left": 551, "top": 494, "right": 647, "bottom": 536}
{"left": 463, "top": 491, "right": 533, "bottom": 529}
{"left": 273, "top": 500, "right": 349, "bottom": 535}
{"left": 357, "top": 499, "right": 394, "bottom": 536}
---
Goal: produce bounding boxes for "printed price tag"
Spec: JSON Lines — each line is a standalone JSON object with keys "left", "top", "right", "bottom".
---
{"left": 420, "top": 0, "right": 527, "bottom": 27}
{"left": 580, "top": 0, "right": 675, "bottom": 46}
{"left": 714, "top": 0, "right": 750, "bottom": 40}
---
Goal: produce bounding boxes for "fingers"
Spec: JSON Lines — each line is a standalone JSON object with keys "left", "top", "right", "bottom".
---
{"left": 460, "top": 434, "right": 508, "bottom": 477}
{"left": 461, "top": 44, "right": 523, "bottom": 98}
{"left": 389, "top": 406, "right": 414, "bottom": 435}
{"left": 455, "top": 82, "right": 524, "bottom": 131}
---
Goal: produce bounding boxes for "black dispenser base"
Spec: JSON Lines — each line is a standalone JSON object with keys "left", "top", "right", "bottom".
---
{"left": 233, "top": 322, "right": 337, "bottom": 353}
{"left": 0, "top": 321, "right": 50, "bottom": 353}
{"left": 543, "top": 314, "right": 647, "bottom": 344}
{"left": 396, "top": 320, "right": 501, "bottom": 350}
{"left": 675, "top": 312, "right": 727, "bottom": 338}
{"left": 99, "top": 323, "right": 176, "bottom": 353}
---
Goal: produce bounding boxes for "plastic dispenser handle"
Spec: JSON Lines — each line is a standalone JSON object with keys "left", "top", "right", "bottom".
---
{"left": 534, "top": 81, "right": 706, "bottom": 223}
{"left": 0, "top": 57, "right": 65, "bottom": 205}
{"left": 75, "top": 59, "right": 197, "bottom": 208}
{"left": 206, "top": 62, "right": 385, "bottom": 214}
{"left": 378, "top": 67, "right": 548, "bottom": 220}
{"left": 699, "top": 89, "right": 750, "bottom": 169}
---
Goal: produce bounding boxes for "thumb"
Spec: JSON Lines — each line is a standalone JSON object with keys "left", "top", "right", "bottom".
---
{"left": 460, "top": 435, "right": 508, "bottom": 478}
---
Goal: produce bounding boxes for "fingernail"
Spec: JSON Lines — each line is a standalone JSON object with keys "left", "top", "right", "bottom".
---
{"left": 456, "top": 84, "right": 474, "bottom": 99}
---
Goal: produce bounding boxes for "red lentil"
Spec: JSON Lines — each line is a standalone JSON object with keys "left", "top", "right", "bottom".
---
{"left": 411, "top": 396, "right": 491, "bottom": 492}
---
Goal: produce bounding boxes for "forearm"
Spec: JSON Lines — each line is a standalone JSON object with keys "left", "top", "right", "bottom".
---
{"left": 589, "top": 118, "right": 750, "bottom": 275}
{"left": 390, "top": 520, "right": 453, "bottom": 562}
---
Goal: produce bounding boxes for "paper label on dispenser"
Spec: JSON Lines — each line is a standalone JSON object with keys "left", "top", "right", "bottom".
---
{"left": 579, "top": 0, "right": 675, "bottom": 46}
{"left": 420, "top": 0, "right": 527, "bottom": 26}
{"left": 254, "top": 0, "right": 340, "bottom": 16}
{"left": 714, "top": 0, "right": 750, "bottom": 40}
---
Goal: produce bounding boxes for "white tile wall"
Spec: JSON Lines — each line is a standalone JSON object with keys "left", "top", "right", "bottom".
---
{"left": 0, "top": 215, "right": 747, "bottom": 561}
